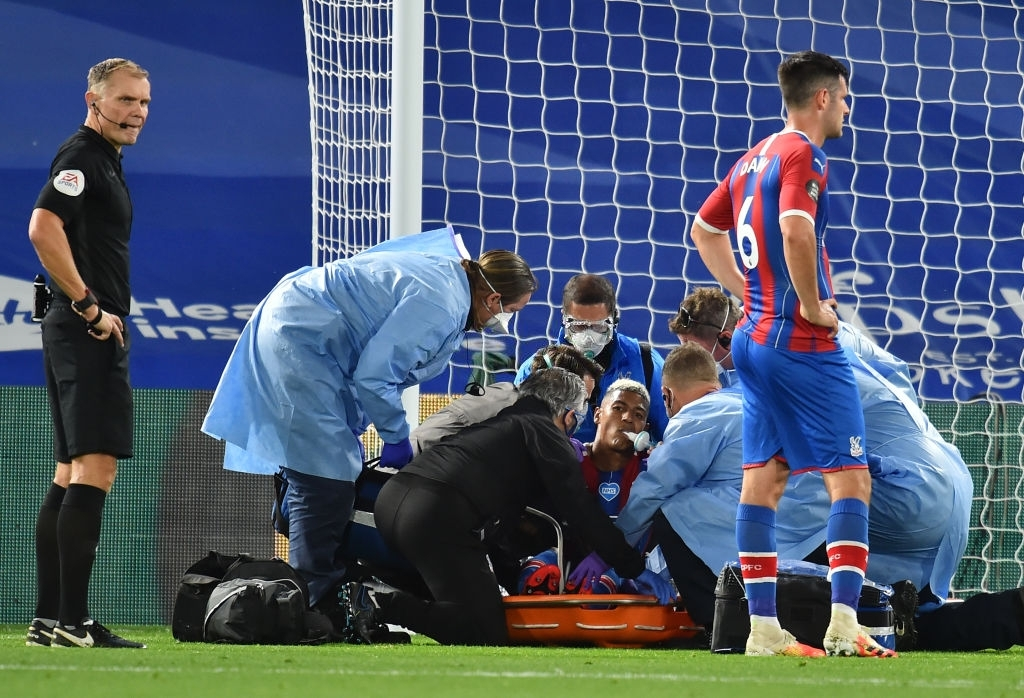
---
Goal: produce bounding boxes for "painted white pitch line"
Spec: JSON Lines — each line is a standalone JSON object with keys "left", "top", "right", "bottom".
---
{"left": 0, "top": 664, "right": 1007, "bottom": 690}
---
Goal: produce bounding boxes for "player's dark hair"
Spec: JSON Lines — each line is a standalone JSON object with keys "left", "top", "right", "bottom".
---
{"left": 561, "top": 273, "right": 618, "bottom": 321}
{"left": 530, "top": 344, "right": 604, "bottom": 383}
{"left": 604, "top": 378, "right": 650, "bottom": 412}
{"left": 778, "top": 50, "right": 849, "bottom": 108}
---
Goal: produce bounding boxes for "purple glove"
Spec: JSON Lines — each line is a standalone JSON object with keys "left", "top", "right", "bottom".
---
{"left": 379, "top": 438, "right": 413, "bottom": 469}
{"left": 568, "top": 551, "right": 609, "bottom": 589}
{"left": 635, "top": 568, "right": 677, "bottom": 605}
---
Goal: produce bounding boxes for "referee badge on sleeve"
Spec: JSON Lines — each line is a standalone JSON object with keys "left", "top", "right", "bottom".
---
{"left": 53, "top": 169, "right": 85, "bottom": 197}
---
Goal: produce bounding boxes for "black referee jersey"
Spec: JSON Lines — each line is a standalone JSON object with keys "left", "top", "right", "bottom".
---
{"left": 34, "top": 125, "right": 133, "bottom": 317}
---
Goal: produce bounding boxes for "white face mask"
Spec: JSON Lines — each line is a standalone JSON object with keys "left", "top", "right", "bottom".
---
{"left": 566, "top": 328, "right": 611, "bottom": 358}
{"left": 483, "top": 309, "right": 513, "bottom": 334}
{"left": 479, "top": 270, "right": 514, "bottom": 334}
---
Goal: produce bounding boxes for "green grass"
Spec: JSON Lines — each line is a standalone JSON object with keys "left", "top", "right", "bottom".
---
{"left": 2, "top": 625, "right": 1023, "bottom": 698}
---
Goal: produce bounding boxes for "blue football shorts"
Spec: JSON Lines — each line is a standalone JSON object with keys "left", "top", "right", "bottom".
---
{"left": 732, "top": 329, "right": 867, "bottom": 474}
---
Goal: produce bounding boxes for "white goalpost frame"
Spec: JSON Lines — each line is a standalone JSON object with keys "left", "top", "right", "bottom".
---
{"left": 392, "top": 0, "right": 425, "bottom": 426}
{"left": 302, "top": 0, "right": 424, "bottom": 427}
{"left": 303, "top": 0, "right": 1024, "bottom": 598}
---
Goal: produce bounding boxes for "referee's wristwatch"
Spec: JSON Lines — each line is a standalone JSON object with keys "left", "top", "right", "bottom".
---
{"left": 71, "top": 289, "right": 98, "bottom": 316}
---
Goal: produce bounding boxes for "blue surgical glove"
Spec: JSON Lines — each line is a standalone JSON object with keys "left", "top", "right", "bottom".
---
{"left": 568, "top": 551, "right": 609, "bottom": 589}
{"left": 634, "top": 568, "right": 677, "bottom": 605}
{"left": 379, "top": 438, "right": 414, "bottom": 469}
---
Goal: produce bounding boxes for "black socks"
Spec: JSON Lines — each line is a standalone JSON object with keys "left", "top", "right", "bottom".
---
{"left": 33, "top": 483, "right": 67, "bottom": 620}
{"left": 56, "top": 484, "right": 107, "bottom": 625}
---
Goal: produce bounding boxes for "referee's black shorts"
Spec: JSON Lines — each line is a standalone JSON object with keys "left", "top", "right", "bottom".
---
{"left": 41, "top": 300, "right": 133, "bottom": 462}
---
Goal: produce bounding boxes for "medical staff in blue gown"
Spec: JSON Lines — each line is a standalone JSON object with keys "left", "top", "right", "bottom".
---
{"left": 831, "top": 323, "right": 972, "bottom": 612}
{"left": 201, "top": 226, "right": 537, "bottom": 624}
{"left": 612, "top": 343, "right": 826, "bottom": 630}
{"left": 615, "top": 329, "right": 1021, "bottom": 652}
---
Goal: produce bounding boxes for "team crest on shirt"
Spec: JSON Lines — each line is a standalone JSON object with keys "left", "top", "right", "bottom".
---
{"left": 53, "top": 169, "right": 85, "bottom": 197}
{"left": 805, "top": 179, "right": 820, "bottom": 202}
{"left": 849, "top": 436, "right": 863, "bottom": 458}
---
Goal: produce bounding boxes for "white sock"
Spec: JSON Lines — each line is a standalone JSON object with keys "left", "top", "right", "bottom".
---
{"left": 750, "top": 615, "right": 783, "bottom": 639}
{"left": 750, "top": 614, "right": 782, "bottom": 629}
{"left": 829, "top": 603, "right": 859, "bottom": 633}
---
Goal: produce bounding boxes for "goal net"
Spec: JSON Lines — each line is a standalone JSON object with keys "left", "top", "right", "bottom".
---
{"left": 303, "top": 0, "right": 1024, "bottom": 597}
{"left": 304, "top": 0, "right": 394, "bottom": 264}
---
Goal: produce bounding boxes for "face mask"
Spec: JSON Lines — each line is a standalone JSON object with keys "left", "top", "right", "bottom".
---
{"left": 479, "top": 271, "right": 513, "bottom": 334}
{"left": 564, "top": 409, "right": 581, "bottom": 437}
{"left": 482, "top": 305, "right": 513, "bottom": 334}
{"left": 566, "top": 328, "right": 612, "bottom": 358}
{"left": 714, "top": 348, "right": 733, "bottom": 373}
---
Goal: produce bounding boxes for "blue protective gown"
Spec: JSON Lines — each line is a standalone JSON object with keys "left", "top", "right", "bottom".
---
{"left": 615, "top": 386, "right": 829, "bottom": 575}
{"left": 201, "top": 227, "right": 472, "bottom": 483}
{"left": 617, "top": 323, "right": 972, "bottom": 607}
{"left": 836, "top": 325, "right": 973, "bottom": 608}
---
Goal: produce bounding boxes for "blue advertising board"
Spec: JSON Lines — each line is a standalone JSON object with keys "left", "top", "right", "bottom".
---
{"left": 0, "top": 1, "right": 311, "bottom": 388}
{"left": 1, "top": 1, "right": 1021, "bottom": 401}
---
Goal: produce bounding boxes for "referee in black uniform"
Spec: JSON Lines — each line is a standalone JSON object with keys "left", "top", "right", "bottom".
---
{"left": 370, "top": 368, "right": 676, "bottom": 645}
{"left": 25, "top": 58, "right": 151, "bottom": 649}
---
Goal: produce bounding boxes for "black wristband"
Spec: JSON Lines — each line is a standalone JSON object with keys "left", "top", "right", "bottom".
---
{"left": 72, "top": 289, "right": 97, "bottom": 315}
{"left": 86, "top": 308, "right": 104, "bottom": 328}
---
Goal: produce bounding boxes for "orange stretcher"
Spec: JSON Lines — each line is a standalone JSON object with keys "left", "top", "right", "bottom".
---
{"left": 504, "top": 594, "right": 701, "bottom": 648}
{"left": 502, "top": 508, "right": 703, "bottom": 648}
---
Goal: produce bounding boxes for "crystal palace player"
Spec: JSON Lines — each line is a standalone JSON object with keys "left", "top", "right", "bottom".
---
{"left": 690, "top": 50, "right": 895, "bottom": 658}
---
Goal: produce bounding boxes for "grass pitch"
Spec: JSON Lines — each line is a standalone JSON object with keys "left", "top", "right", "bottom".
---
{"left": 2, "top": 625, "right": 1023, "bottom": 698}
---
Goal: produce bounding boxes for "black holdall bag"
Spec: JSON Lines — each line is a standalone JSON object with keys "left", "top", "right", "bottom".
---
{"left": 203, "top": 576, "right": 307, "bottom": 645}
{"left": 172, "top": 551, "right": 242, "bottom": 642}
{"left": 172, "top": 551, "right": 331, "bottom": 644}
{"left": 711, "top": 559, "right": 901, "bottom": 653}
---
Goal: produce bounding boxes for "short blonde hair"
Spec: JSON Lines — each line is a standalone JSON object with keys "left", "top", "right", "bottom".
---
{"left": 87, "top": 58, "right": 149, "bottom": 91}
{"left": 602, "top": 378, "right": 650, "bottom": 412}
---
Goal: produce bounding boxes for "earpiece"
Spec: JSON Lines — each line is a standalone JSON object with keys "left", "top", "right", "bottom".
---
{"left": 465, "top": 381, "right": 485, "bottom": 397}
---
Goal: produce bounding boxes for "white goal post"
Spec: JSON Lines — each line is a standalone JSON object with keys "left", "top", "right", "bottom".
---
{"left": 302, "top": 0, "right": 1024, "bottom": 597}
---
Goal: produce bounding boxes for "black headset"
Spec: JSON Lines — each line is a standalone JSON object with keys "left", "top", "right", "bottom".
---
{"left": 677, "top": 303, "right": 732, "bottom": 349}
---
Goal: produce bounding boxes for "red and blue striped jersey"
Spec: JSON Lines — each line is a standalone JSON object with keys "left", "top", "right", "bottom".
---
{"left": 696, "top": 130, "right": 838, "bottom": 353}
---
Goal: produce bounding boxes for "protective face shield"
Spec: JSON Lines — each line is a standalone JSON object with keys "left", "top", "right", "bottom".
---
{"left": 563, "top": 315, "right": 615, "bottom": 358}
